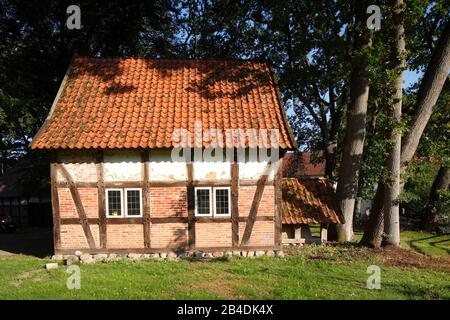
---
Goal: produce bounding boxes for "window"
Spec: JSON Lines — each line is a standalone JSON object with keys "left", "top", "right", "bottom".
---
{"left": 195, "top": 187, "right": 212, "bottom": 216}
{"left": 195, "top": 187, "right": 231, "bottom": 217}
{"left": 214, "top": 187, "right": 231, "bottom": 216}
{"left": 106, "top": 189, "right": 123, "bottom": 217}
{"left": 125, "top": 188, "right": 142, "bottom": 217}
{"left": 106, "top": 188, "right": 142, "bottom": 218}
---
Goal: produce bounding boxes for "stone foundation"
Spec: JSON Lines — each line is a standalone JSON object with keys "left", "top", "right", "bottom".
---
{"left": 51, "top": 249, "right": 284, "bottom": 264}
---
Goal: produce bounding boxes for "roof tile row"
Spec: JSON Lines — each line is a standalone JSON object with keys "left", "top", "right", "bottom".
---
{"left": 281, "top": 178, "right": 344, "bottom": 225}
{"left": 31, "top": 57, "right": 296, "bottom": 150}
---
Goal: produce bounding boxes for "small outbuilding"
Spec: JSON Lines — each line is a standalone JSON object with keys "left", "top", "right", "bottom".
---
{"left": 280, "top": 152, "right": 344, "bottom": 244}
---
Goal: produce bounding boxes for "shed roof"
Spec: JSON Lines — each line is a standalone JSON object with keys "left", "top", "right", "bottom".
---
{"left": 30, "top": 57, "right": 296, "bottom": 150}
{"left": 281, "top": 178, "right": 344, "bottom": 225}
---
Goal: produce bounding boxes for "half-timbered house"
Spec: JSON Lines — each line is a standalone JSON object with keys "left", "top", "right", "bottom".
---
{"left": 31, "top": 57, "right": 344, "bottom": 255}
{"left": 30, "top": 56, "right": 299, "bottom": 254}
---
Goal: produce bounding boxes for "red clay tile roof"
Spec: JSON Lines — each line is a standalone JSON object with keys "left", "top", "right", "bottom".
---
{"left": 281, "top": 178, "right": 344, "bottom": 225}
{"left": 30, "top": 57, "right": 296, "bottom": 150}
{"left": 282, "top": 152, "right": 325, "bottom": 177}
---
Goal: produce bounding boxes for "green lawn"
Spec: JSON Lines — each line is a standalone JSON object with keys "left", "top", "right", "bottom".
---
{"left": 351, "top": 230, "right": 450, "bottom": 256}
{"left": 400, "top": 231, "right": 450, "bottom": 256}
{"left": 309, "top": 227, "right": 450, "bottom": 256}
{"left": 0, "top": 232, "right": 449, "bottom": 300}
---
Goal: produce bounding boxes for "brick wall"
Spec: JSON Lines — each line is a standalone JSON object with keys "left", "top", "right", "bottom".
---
{"left": 106, "top": 224, "right": 144, "bottom": 249}
{"left": 239, "top": 221, "right": 275, "bottom": 246}
{"left": 60, "top": 224, "right": 100, "bottom": 249}
{"left": 58, "top": 188, "right": 98, "bottom": 219}
{"left": 196, "top": 222, "right": 232, "bottom": 247}
{"left": 238, "top": 185, "right": 275, "bottom": 217}
{"left": 150, "top": 187, "right": 187, "bottom": 217}
{"left": 150, "top": 223, "right": 187, "bottom": 248}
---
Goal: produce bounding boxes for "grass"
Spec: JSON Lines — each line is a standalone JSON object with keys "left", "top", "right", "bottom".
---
{"left": 300, "top": 225, "right": 449, "bottom": 256}
{"left": 0, "top": 231, "right": 448, "bottom": 300}
{"left": 351, "top": 230, "right": 450, "bottom": 256}
{"left": 400, "top": 231, "right": 450, "bottom": 256}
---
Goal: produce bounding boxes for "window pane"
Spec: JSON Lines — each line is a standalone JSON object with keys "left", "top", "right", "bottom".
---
{"left": 127, "top": 190, "right": 141, "bottom": 216}
{"left": 107, "top": 190, "right": 122, "bottom": 216}
{"left": 215, "top": 189, "right": 229, "bottom": 215}
{"left": 196, "top": 189, "right": 210, "bottom": 215}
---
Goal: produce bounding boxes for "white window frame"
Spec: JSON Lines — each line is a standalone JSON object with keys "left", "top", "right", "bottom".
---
{"left": 124, "top": 188, "right": 143, "bottom": 218}
{"left": 213, "top": 187, "right": 231, "bottom": 217}
{"left": 105, "top": 188, "right": 124, "bottom": 218}
{"left": 194, "top": 187, "right": 213, "bottom": 216}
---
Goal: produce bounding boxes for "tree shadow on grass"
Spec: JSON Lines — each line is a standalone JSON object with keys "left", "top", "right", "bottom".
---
{"left": 408, "top": 234, "right": 450, "bottom": 255}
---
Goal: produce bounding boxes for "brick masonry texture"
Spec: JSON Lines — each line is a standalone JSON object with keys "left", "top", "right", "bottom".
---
{"left": 238, "top": 185, "right": 275, "bottom": 217}
{"left": 149, "top": 187, "right": 187, "bottom": 217}
{"left": 60, "top": 224, "right": 100, "bottom": 248}
{"left": 107, "top": 224, "right": 144, "bottom": 249}
{"left": 239, "top": 221, "right": 275, "bottom": 246}
{"left": 196, "top": 222, "right": 232, "bottom": 247}
{"left": 58, "top": 187, "right": 98, "bottom": 218}
{"left": 150, "top": 223, "right": 188, "bottom": 248}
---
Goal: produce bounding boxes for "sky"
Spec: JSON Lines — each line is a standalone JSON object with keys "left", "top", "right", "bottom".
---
{"left": 403, "top": 69, "right": 422, "bottom": 89}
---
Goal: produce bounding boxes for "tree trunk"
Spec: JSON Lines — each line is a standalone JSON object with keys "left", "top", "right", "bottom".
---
{"left": 325, "top": 133, "right": 338, "bottom": 241}
{"left": 400, "top": 21, "right": 450, "bottom": 168}
{"left": 335, "top": 1, "right": 372, "bottom": 242}
{"left": 383, "top": 0, "right": 405, "bottom": 247}
{"left": 325, "top": 138, "right": 337, "bottom": 179}
{"left": 360, "top": 182, "right": 385, "bottom": 247}
{"left": 360, "top": 20, "right": 450, "bottom": 247}
{"left": 422, "top": 165, "right": 450, "bottom": 232}
{"left": 325, "top": 88, "right": 346, "bottom": 182}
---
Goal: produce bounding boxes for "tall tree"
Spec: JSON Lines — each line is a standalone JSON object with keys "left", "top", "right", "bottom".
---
{"left": 286, "top": 0, "right": 350, "bottom": 180}
{"left": 335, "top": 0, "right": 372, "bottom": 242}
{"left": 361, "top": 19, "right": 450, "bottom": 247}
{"left": 383, "top": 0, "right": 406, "bottom": 247}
